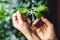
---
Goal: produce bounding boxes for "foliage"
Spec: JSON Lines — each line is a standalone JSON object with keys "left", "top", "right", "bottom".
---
{"left": 19, "top": 8, "right": 29, "bottom": 13}
{"left": 19, "top": 4, "right": 48, "bottom": 19}
{"left": 0, "top": 0, "right": 48, "bottom": 40}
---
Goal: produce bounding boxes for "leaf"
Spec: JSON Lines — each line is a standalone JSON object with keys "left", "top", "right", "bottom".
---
{"left": 0, "top": 10, "right": 6, "bottom": 19}
{"left": 19, "top": 8, "right": 29, "bottom": 13}
{"left": 10, "top": 34, "right": 17, "bottom": 40}
{"left": 0, "top": 15, "right": 5, "bottom": 19}
{"left": 0, "top": 10, "right": 5, "bottom": 15}
{"left": 34, "top": 12, "right": 42, "bottom": 19}
{"left": 38, "top": 4, "right": 48, "bottom": 11}
{"left": 33, "top": 7, "right": 40, "bottom": 12}
{"left": 33, "top": 4, "right": 48, "bottom": 12}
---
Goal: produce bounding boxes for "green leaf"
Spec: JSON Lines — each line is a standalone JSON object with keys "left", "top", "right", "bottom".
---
{"left": 0, "top": 10, "right": 5, "bottom": 15}
{"left": 33, "top": 7, "right": 40, "bottom": 12}
{"left": 19, "top": 8, "right": 29, "bottom": 13}
{"left": 38, "top": 4, "right": 48, "bottom": 11}
{"left": 0, "top": 10, "right": 6, "bottom": 19}
{"left": 33, "top": 4, "right": 48, "bottom": 12}
{"left": 34, "top": 12, "right": 42, "bottom": 19}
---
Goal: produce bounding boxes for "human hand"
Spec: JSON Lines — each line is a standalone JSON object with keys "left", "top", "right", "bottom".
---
{"left": 31, "top": 17, "right": 57, "bottom": 40}
{"left": 12, "top": 11, "right": 40, "bottom": 40}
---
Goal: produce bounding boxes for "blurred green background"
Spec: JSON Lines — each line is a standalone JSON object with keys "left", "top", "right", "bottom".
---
{"left": 0, "top": 0, "right": 48, "bottom": 40}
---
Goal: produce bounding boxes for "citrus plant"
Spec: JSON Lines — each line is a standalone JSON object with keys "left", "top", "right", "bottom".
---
{"left": 19, "top": 4, "right": 48, "bottom": 22}
{"left": 0, "top": 0, "right": 48, "bottom": 40}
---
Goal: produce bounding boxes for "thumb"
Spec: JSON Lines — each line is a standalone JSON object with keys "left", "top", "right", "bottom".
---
{"left": 41, "top": 16, "right": 53, "bottom": 26}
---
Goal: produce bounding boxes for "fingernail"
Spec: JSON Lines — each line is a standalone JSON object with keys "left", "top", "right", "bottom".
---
{"left": 33, "top": 20, "right": 38, "bottom": 24}
{"left": 41, "top": 17, "right": 43, "bottom": 20}
{"left": 41, "top": 16, "right": 45, "bottom": 20}
{"left": 16, "top": 11, "right": 20, "bottom": 14}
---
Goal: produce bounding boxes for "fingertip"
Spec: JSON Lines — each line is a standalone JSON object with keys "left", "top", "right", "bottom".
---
{"left": 16, "top": 11, "right": 22, "bottom": 18}
{"left": 41, "top": 16, "right": 52, "bottom": 26}
{"left": 17, "top": 11, "right": 20, "bottom": 13}
{"left": 41, "top": 16, "right": 48, "bottom": 22}
{"left": 32, "top": 19, "right": 39, "bottom": 25}
{"left": 41, "top": 16, "right": 46, "bottom": 23}
{"left": 17, "top": 11, "right": 20, "bottom": 15}
{"left": 12, "top": 13, "right": 18, "bottom": 23}
{"left": 41, "top": 16, "right": 45, "bottom": 21}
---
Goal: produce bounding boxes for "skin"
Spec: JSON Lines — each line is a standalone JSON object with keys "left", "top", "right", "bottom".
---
{"left": 12, "top": 11, "right": 57, "bottom": 40}
{"left": 31, "top": 17, "right": 57, "bottom": 40}
{"left": 12, "top": 11, "right": 40, "bottom": 40}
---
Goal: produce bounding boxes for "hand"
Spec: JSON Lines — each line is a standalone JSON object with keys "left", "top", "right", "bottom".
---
{"left": 12, "top": 11, "right": 40, "bottom": 40}
{"left": 31, "top": 17, "right": 57, "bottom": 40}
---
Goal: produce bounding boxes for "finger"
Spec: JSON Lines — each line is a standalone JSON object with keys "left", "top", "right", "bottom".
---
{"left": 31, "top": 19, "right": 39, "bottom": 31}
{"left": 16, "top": 11, "right": 23, "bottom": 23}
{"left": 12, "top": 13, "right": 18, "bottom": 24}
{"left": 36, "top": 28, "right": 43, "bottom": 38}
{"left": 31, "top": 26, "right": 37, "bottom": 33}
{"left": 41, "top": 16, "right": 52, "bottom": 26}
{"left": 36, "top": 28, "right": 41, "bottom": 33}
{"left": 32, "top": 19, "right": 39, "bottom": 26}
{"left": 27, "top": 18, "right": 31, "bottom": 24}
{"left": 31, "top": 20, "right": 39, "bottom": 33}
{"left": 17, "top": 11, "right": 28, "bottom": 23}
{"left": 31, "top": 19, "right": 39, "bottom": 30}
